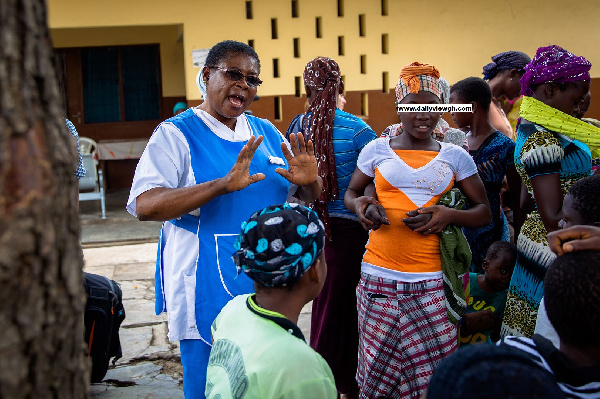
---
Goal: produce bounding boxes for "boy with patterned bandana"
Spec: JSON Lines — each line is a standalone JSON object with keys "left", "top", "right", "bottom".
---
{"left": 205, "top": 204, "right": 337, "bottom": 398}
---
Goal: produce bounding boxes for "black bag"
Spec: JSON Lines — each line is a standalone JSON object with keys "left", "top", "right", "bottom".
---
{"left": 84, "top": 272, "right": 126, "bottom": 383}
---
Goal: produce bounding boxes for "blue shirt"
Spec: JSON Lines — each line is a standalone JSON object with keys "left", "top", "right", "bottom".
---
{"left": 286, "top": 109, "right": 377, "bottom": 218}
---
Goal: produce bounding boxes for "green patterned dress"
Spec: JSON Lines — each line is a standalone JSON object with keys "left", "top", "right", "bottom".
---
{"left": 501, "top": 122, "right": 591, "bottom": 338}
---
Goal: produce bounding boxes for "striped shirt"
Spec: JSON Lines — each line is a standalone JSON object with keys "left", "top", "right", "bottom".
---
{"left": 501, "top": 335, "right": 600, "bottom": 398}
{"left": 285, "top": 109, "right": 377, "bottom": 219}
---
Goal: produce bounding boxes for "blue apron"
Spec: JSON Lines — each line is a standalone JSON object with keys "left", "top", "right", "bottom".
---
{"left": 155, "top": 109, "right": 290, "bottom": 341}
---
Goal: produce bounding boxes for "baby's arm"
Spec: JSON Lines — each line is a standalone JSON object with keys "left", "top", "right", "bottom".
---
{"left": 460, "top": 309, "right": 496, "bottom": 336}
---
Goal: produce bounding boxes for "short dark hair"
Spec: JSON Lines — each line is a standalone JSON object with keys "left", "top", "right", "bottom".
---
{"left": 567, "top": 175, "right": 600, "bottom": 225}
{"left": 486, "top": 241, "right": 517, "bottom": 263}
{"left": 450, "top": 77, "right": 493, "bottom": 111}
{"left": 544, "top": 250, "right": 600, "bottom": 347}
{"left": 427, "top": 344, "right": 563, "bottom": 399}
{"left": 204, "top": 40, "right": 261, "bottom": 71}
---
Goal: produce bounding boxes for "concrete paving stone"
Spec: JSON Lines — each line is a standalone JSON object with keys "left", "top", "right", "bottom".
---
{"left": 121, "top": 298, "right": 167, "bottom": 327}
{"left": 298, "top": 300, "right": 312, "bottom": 342}
{"left": 114, "top": 262, "right": 156, "bottom": 281}
{"left": 119, "top": 280, "right": 155, "bottom": 301}
{"left": 154, "top": 373, "right": 178, "bottom": 382}
{"left": 83, "top": 265, "right": 117, "bottom": 280}
{"left": 83, "top": 243, "right": 157, "bottom": 267}
{"left": 138, "top": 325, "right": 174, "bottom": 359}
{"left": 105, "top": 362, "right": 163, "bottom": 381}
{"left": 171, "top": 340, "right": 181, "bottom": 357}
{"left": 118, "top": 325, "right": 153, "bottom": 363}
{"left": 80, "top": 218, "right": 161, "bottom": 246}
{"left": 145, "top": 323, "right": 172, "bottom": 354}
{"left": 90, "top": 361, "right": 184, "bottom": 398}
{"left": 89, "top": 384, "right": 111, "bottom": 396}
{"left": 91, "top": 381, "right": 184, "bottom": 399}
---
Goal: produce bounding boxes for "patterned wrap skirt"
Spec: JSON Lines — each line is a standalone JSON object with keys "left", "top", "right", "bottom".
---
{"left": 501, "top": 213, "right": 556, "bottom": 338}
{"left": 356, "top": 273, "right": 458, "bottom": 399}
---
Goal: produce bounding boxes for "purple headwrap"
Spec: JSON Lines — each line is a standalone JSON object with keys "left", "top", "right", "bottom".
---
{"left": 520, "top": 45, "right": 591, "bottom": 96}
{"left": 482, "top": 51, "right": 531, "bottom": 80}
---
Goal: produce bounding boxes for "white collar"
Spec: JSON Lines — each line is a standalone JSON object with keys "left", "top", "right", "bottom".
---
{"left": 193, "top": 108, "right": 252, "bottom": 142}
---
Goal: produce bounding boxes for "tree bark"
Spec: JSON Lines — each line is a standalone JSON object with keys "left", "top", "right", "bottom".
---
{"left": 0, "top": 0, "right": 89, "bottom": 397}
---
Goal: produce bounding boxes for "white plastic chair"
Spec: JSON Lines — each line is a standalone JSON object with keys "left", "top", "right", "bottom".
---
{"left": 79, "top": 137, "right": 106, "bottom": 219}
{"left": 79, "top": 137, "right": 97, "bottom": 155}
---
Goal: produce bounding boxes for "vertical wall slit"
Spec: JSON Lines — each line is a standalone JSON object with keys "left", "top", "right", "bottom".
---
{"left": 274, "top": 96, "right": 282, "bottom": 120}
{"left": 359, "top": 14, "right": 366, "bottom": 37}
{"left": 338, "top": 36, "right": 345, "bottom": 56}
{"left": 295, "top": 76, "right": 301, "bottom": 97}
{"left": 271, "top": 18, "right": 278, "bottom": 39}
{"left": 316, "top": 17, "right": 323, "bottom": 38}
{"left": 245, "top": 1, "right": 253, "bottom": 19}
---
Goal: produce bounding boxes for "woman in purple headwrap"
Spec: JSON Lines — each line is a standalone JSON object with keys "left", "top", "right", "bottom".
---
{"left": 285, "top": 57, "right": 377, "bottom": 399}
{"left": 482, "top": 51, "right": 531, "bottom": 139}
{"left": 501, "top": 45, "right": 596, "bottom": 339}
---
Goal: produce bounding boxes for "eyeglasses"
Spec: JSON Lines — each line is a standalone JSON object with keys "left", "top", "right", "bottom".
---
{"left": 209, "top": 66, "right": 263, "bottom": 88}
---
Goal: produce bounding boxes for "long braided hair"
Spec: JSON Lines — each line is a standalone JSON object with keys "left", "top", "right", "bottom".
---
{"left": 302, "top": 57, "right": 343, "bottom": 238}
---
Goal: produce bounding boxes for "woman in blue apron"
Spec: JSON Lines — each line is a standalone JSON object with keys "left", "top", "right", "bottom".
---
{"left": 127, "top": 40, "right": 322, "bottom": 398}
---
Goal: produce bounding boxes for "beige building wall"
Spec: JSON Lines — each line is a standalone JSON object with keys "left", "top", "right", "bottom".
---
{"left": 48, "top": 0, "right": 600, "bottom": 101}
{"left": 47, "top": 0, "right": 600, "bottom": 188}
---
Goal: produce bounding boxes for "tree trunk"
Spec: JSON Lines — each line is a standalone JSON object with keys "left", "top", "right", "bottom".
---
{"left": 0, "top": 0, "right": 89, "bottom": 397}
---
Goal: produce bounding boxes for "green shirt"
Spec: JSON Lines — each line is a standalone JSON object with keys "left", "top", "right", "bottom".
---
{"left": 206, "top": 294, "right": 337, "bottom": 399}
{"left": 459, "top": 272, "right": 508, "bottom": 346}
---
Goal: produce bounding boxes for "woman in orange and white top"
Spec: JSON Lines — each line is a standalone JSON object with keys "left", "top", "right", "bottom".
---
{"left": 344, "top": 63, "right": 491, "bottom": 399}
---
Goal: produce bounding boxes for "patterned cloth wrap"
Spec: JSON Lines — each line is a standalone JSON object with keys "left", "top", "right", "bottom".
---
{"left": 233, "top": 203, "right": 325, "bottom": 288}
{"left": 302, "top": 58, "right": 343, "bottom": 237}
{"left": 438, "top": 77, "right": 451, "bottom": 104}
{"left": 482, "top": 51, "right": 531, "bottom": 80}
{"left": 65, "top": 118, "right": 86, "bottom": 179}
{"left": 387, "top": 63, "right": 447, "bottom": 141}
{"left": 438, "top": 188, "right": 472, "bottom": 324}
{"left": 520, "top": 95, "right": 600, "bottom": 161}
{"left": 443, "top": 127, "right": 469, "bottom": 150}
{"left": 520, "top": 45, "right": 591, "bottom": 96}
{"left": 395, "top": 62, "right": 442, "bottom": 102}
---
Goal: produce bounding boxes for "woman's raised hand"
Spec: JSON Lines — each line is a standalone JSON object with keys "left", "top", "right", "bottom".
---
{"left": 223, "top": 135, "right": 266, "bottom": 193}
{"left": 276, "top": 133, "right": 319, "bottom": 186}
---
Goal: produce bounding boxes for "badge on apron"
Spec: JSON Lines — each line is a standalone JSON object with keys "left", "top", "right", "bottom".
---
{"left": 268, "top": 155, "right": 285, "bottom": 166}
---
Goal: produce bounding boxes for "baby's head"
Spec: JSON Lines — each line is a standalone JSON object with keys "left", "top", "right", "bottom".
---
{"left": 482, "top": 241, "right": 517, "bottom": 292}
{"left": 233, "top": 204, "right": 326, "bottom": 299}
{"left": 560, "top": 175, "right": 600, "bottom": 229}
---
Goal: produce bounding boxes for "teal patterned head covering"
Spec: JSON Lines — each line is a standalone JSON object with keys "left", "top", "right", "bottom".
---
{"left": 232, "top": 203, "right": 325, "bottom": 287}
